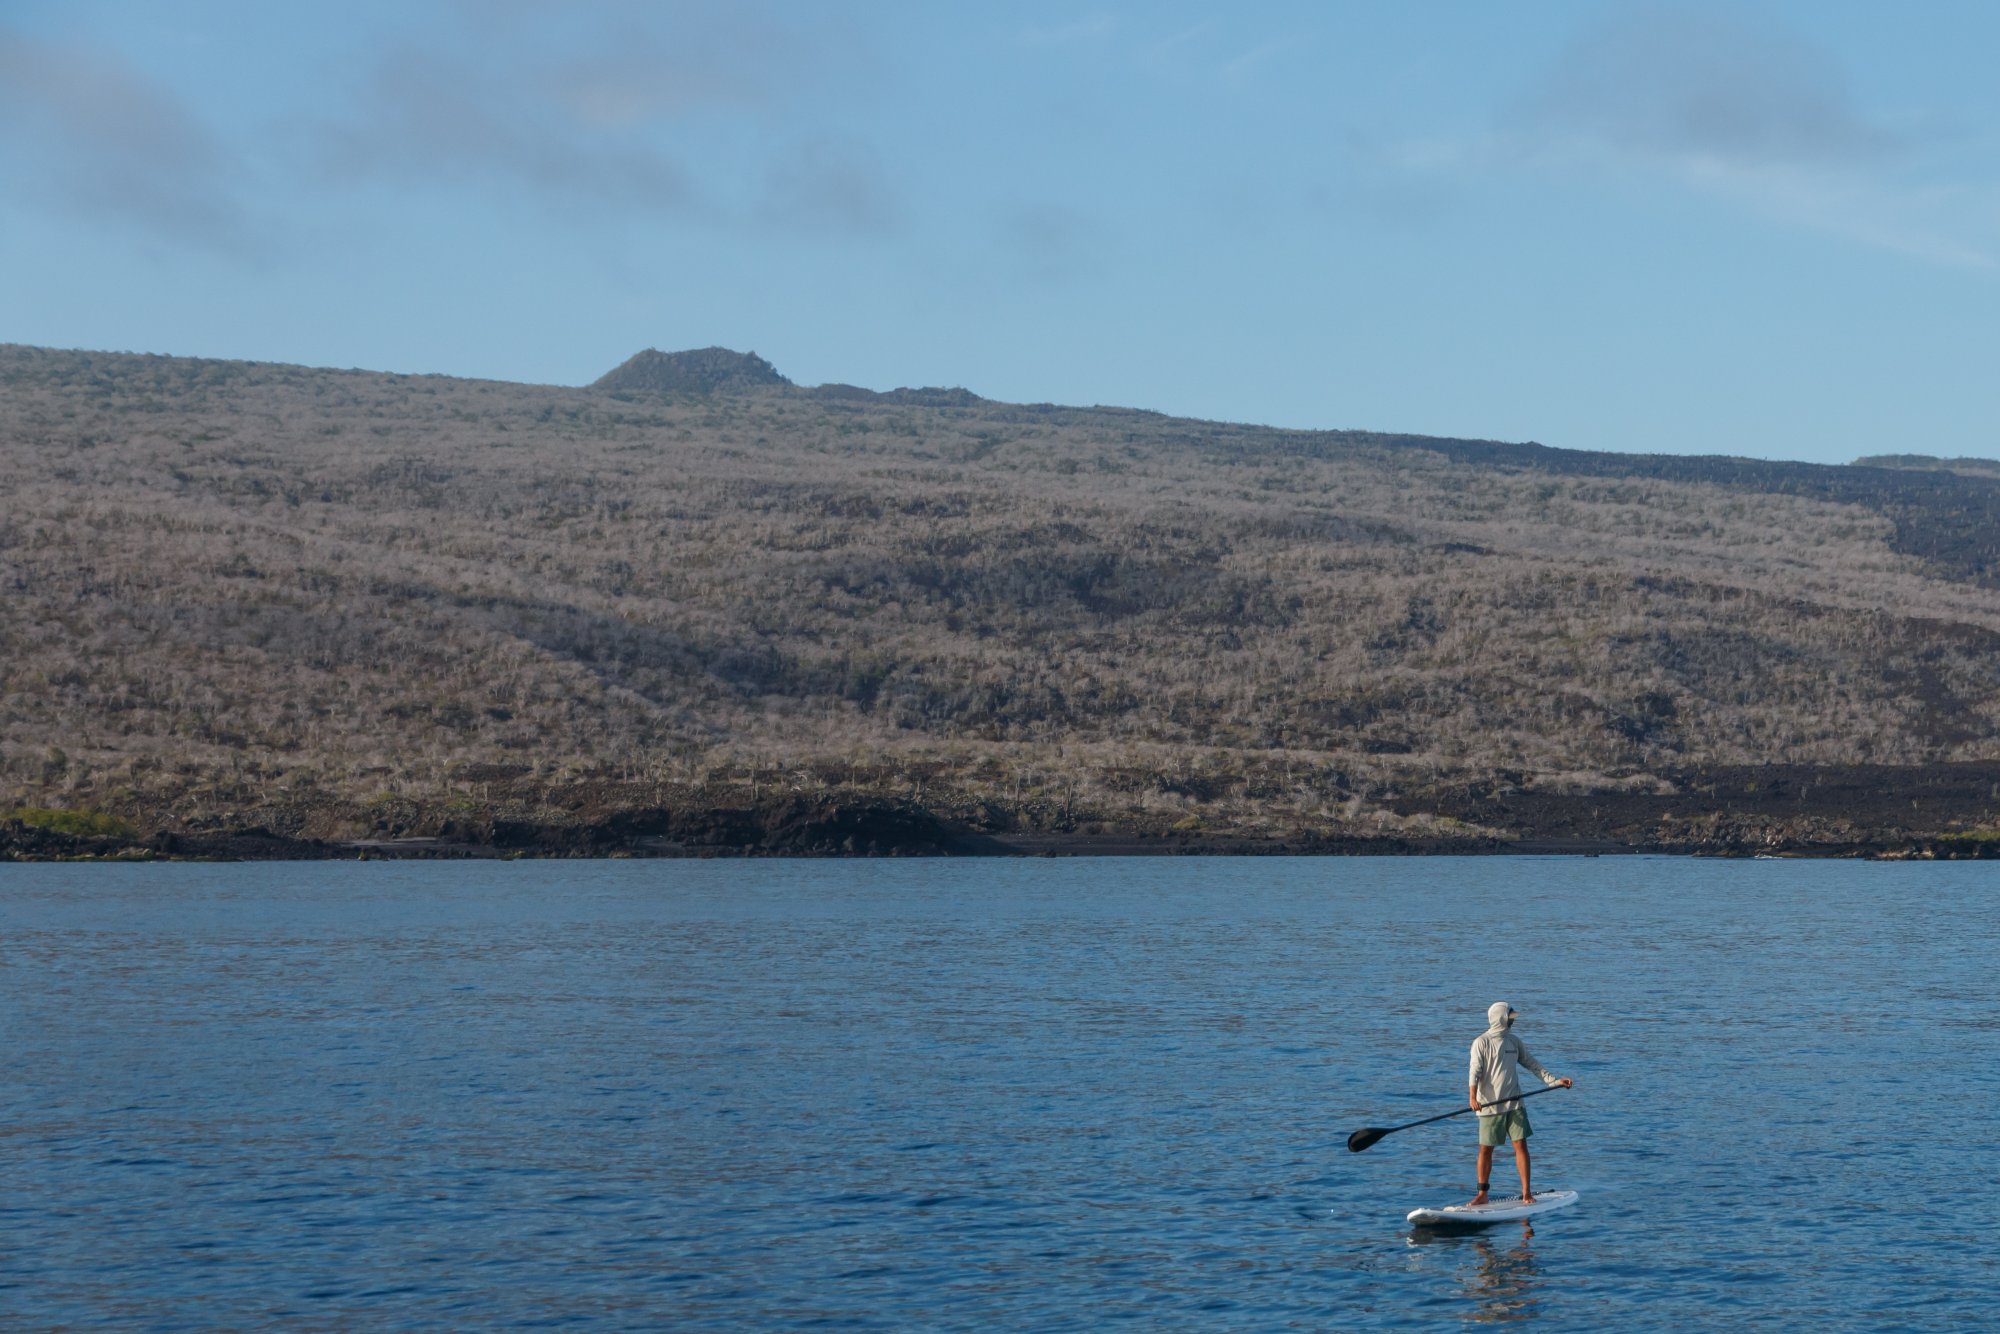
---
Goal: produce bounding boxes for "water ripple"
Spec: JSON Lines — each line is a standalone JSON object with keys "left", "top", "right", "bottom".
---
{"left": 3, "top": 857, "right": 1998, "bottom": 1326}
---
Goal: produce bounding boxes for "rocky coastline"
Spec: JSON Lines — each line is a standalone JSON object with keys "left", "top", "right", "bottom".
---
{"left": 9, "top": 763, "right": 2000, "bottom": 863}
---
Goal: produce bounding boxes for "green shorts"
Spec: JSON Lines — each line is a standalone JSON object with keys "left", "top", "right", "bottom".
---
{"left": 1477, "top": 1109, "right": 1532, "bottom": 1146}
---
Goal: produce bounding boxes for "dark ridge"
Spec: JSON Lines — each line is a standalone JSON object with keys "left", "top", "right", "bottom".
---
{"left": 807, "top": 383, "right": 881, "bottom": 403}
{"left": 880, "top": 386, "right": 985, "bottom": 407}
{"left": 1390, "top": 439, "right": 2000, "bottom": 587}
{"left": 1081, "top": 410, "right": 2000, "bottom": 586}
{"left": 1855, "top": 453, "right": 2000, "bottom": 478}
{"left": 1401, "top": 761, "right": 2000, "bottom": 856}
{"left": 1207, "top": 428, "right": 2000, "bottom": 589}
{"left": 593, "top": 347, "right": 790, "bottom": 395}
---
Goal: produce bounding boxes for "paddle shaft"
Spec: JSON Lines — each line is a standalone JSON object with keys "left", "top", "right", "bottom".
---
{"left": 1370, "top": 1082, "right": 1565, "bottom": 1138}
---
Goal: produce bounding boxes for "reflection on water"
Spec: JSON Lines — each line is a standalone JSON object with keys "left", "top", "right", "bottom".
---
{"left": 1467, "top": 1226, "right": 1540, "bottom": 1323}
{"left": 1407, "top": 1222, "right": 1540, "bottom": 1323}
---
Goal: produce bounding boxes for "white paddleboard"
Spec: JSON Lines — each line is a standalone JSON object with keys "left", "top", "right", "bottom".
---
{"left": 1407, "top": 1189, "right": 1578, "bottom": 1227}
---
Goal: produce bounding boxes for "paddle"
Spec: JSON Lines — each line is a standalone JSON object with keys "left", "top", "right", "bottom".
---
{"left": 1347, "top": 1083, "right": 1569, "bottom": 1153}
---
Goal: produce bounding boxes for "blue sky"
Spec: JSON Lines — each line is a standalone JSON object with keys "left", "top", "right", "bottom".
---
{"left": 3, "top": 1, "right": 1998, "bottom": 463}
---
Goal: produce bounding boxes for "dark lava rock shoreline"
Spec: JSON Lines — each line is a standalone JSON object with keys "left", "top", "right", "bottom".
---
{"left": 7, "top": 765, "right": 2000, "bottom": 863}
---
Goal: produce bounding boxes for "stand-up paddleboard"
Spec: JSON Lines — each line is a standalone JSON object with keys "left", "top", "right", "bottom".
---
{"left": 1407, "top": 1189, "right": 1578, "bottom": 1227}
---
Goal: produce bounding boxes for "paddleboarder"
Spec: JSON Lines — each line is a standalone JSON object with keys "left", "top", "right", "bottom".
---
{"left": 1468, "top": 1002, "right": 1571, "bottom": 1206}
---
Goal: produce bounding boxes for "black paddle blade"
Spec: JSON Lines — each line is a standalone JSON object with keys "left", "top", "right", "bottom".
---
{"left": 1347, "top": 1127, "right": 1389, "bottom": 1153}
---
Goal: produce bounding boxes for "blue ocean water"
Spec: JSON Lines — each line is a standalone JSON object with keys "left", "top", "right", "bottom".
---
{"left": 2, "top": 856, "right": 1996, "bottom": 1328}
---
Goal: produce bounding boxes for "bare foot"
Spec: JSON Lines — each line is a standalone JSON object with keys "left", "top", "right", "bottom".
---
{"left": 1467, "top": 1192, "right": 1489, "bottom": 1206}
{"left": 1519, "top": 1193, "right": 1535, "bottom": 1203}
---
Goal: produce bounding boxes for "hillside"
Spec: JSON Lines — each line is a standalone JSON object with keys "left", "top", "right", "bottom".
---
{"left": 1853, "top": 453, "right": 2000, "bottom": 481}
{"left": 593, "top": 347, "right": 790, "bottom": 395}
{"left": 5, "top": 342, "right": 2000, "bottom": 858}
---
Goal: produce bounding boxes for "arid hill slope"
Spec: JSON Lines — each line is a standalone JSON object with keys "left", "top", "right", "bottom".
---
{"left": 4, "top": 343, "right": 2000, "bottom": 854}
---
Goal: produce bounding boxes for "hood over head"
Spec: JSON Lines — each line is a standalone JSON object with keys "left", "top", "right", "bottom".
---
{"left": 1486, "top": 1001, "right": 1517, "bottom": 1032}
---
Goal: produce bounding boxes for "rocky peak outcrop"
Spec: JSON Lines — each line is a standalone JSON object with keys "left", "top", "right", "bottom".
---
{"left": 593, "top": 347, "right": 790, "bottom": 394}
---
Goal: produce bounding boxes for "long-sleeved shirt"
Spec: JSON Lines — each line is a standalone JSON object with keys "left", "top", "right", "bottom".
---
{"left": 1468, "top": 1027, "right": 1561, "bottom": 1115}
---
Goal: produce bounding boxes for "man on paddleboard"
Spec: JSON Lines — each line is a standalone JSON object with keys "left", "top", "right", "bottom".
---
{"left": 1468, "top": 1002, "right": 1571, "bottom": 1205}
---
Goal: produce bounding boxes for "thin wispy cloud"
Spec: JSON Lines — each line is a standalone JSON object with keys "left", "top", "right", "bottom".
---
{"left": 543, "top": 47, "right": 764, "bottom": 129}
{"left": 1143, "top": 21, "right": 1218, "bottom": 64}
{"left": 1355, "top": 6, "right": 1996, "bottom": 270}
{"left": 761, "top": 139, "right": 900, "bottom": 237}
{"left": 1518, "top": 7, "right": 1904, "bottom": 168}
{"left": 1016, "top": 15, "right": 1117, "bottom": 48}
{"left": 1503, "top": 5, "right": 1992, "bottom": 268}
{"left": 0, "top": 25, "right": 258, "bottom": 253}
{"left": 1119, "top": 17, "right": 1298, "bottom": 89}
{"left": 529, "top": 7, "right": 809, "bottom": 126}
{"left": 995, "top": 203, "right": 1105, "bottom": 285}
{"left": 315, "top": 6, "right": 894, "bottom": 234}
{"left": 317, "top": 46, "right": 700, "bottom": 216}
{"left": 1221, "top": 38, "right": 1291, "bottom": 87}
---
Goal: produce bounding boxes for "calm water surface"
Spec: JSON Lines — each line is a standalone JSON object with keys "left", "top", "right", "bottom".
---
{"left": 3, "top": 857, "right": 1997, "bottom": 1328}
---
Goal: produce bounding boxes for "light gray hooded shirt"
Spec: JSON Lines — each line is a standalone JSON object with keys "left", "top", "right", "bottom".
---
{"left": 1469, "top": 1015, "right": 1561, "bottom": 1116}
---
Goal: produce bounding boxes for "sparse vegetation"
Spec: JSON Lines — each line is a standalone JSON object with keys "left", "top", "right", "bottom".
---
{"left": 4, "top": 342, "right": 2000, "bottom": 852}
{"left": 4, "top": 807, "right": 138, "bottom": 839}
